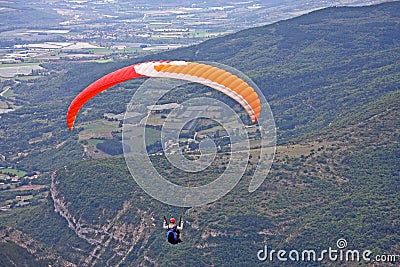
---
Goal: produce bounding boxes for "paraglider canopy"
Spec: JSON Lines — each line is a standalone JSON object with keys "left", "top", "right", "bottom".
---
{"left": 66, "top": 60, "right": 261, "bottom": 130}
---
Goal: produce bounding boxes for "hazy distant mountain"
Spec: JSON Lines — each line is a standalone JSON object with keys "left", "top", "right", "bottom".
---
{"left": 0, "top": 0, "right": 391, "bottom": 31}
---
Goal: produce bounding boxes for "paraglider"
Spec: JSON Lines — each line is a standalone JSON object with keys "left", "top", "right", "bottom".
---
{"left": 65, "top": 60, "right": 270, "bottom": 243}
{"left": 66, "top": 60, "right": 261, "bottom": 130}
{"left": 163, "top": 216, "right": 183, "bottom": 244}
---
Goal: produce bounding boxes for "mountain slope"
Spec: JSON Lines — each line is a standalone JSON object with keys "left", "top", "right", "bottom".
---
{"left": 0, "top": 1, "right": 399, "bottom": 266}
{"left": 158, "top": 1, "right": 400, "bottom": 142}
{"left": 43, "top": 89, "right": 398, "bottom": 266}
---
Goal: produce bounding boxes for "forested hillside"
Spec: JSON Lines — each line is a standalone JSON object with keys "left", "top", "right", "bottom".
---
{"left": 0, "top": 1, "right": 399, "bottom": 266}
